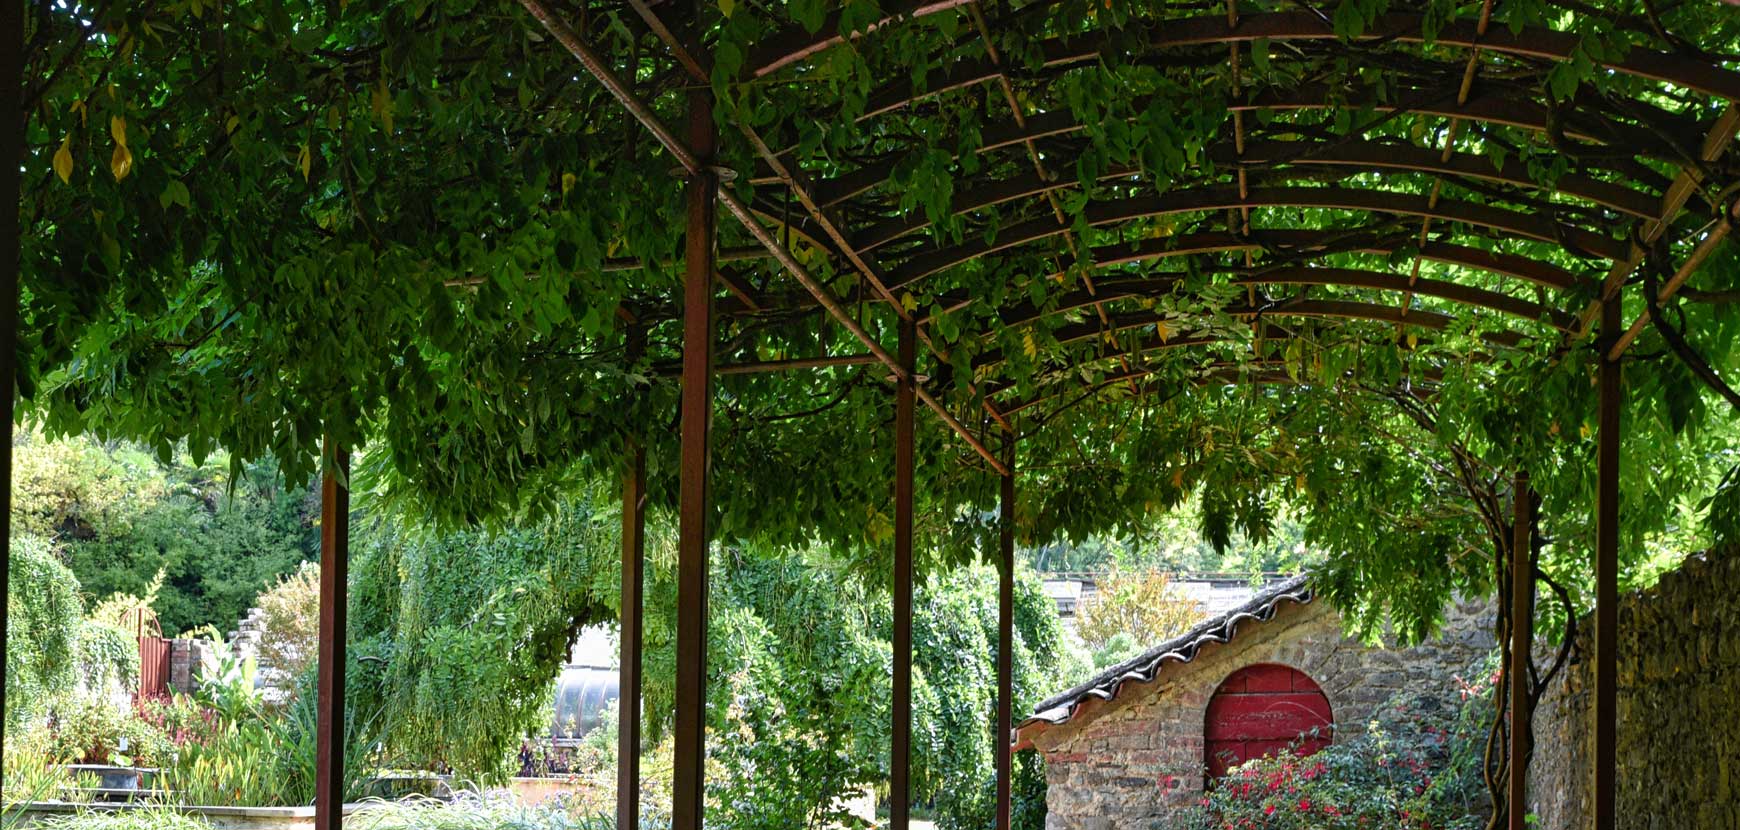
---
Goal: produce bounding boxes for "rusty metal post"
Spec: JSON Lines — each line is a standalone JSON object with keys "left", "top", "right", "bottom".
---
{"left": 0, "top": 0, "right": 21, "bottom": 773}
{"left": 1509, "top": 472, "right": 1534, "bottom": 830}
{"left": 1594, "top": 299, "right": 1621, "bottom": 830}
{"left": 672, "top": 88, "right": 718, "bottom": 830}
{"left": 996, "top": 440, "right": 1016, "bottom": 830}
{"left": 892, "top": 318, "right": 916, "bottom": 830}
{"left": 316, "top": 440, "right": 350, "bottom": 830}
{"left": 619, "top": 331, "right": 647, "bottom": 830}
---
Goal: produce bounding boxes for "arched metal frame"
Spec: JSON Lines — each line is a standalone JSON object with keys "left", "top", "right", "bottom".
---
{"left": 275, "top": 3, "right": 1740, "bottom": 830}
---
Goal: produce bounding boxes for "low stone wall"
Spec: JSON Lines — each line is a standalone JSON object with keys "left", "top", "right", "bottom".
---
{"left": 1528, "top": 551, "right": 1740, "bottom": 830}
{"left": 1029, "top": 596, "right": 1494, "bottom": 829}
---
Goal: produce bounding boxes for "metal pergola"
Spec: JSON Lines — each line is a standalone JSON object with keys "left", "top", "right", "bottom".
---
{"left": 5, "top": 2, "right": 1740, "bottom": 830}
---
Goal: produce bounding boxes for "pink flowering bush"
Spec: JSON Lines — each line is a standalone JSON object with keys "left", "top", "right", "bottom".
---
{"left": 1193, "top": 657, "right": 1497, "bottom": 830}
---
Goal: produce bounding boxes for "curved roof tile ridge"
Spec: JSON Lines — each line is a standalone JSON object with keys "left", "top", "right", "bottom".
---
{"left": 1022, "top": 573, "right": 1315, "bottom": 729}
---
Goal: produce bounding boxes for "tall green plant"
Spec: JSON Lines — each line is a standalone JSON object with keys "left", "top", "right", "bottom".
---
{"left": 5, "top": 536, "right": 82, "bottom": 735}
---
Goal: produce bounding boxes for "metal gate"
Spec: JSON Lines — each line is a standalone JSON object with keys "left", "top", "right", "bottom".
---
{"left": 138, "top": 636, "right": 172, "bottom": 698}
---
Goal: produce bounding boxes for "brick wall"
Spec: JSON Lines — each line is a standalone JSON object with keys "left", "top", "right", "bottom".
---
{"left": 1528, "top": 551, "right": 1740, "bottom": 830}
{"left": 1029, "top": 596, "right": 1495, "bottom": 830}
{"left": 167, "top": 638, "right": 214, "bottom": 695}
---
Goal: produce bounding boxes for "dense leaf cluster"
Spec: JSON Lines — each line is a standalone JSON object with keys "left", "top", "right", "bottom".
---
{"left": 15, "top": 0, "right": 1740, "bottom": 644}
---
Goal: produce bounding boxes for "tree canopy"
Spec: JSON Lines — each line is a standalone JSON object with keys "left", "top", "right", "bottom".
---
{"left": 14, "top": 0, "right": 1740, "bottom": 633}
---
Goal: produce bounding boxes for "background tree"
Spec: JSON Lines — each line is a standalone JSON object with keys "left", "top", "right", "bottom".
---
{"left": 12, "top": 429, "right": 317, "bottom": 634}
{"left": 1073, "top": 570, "right": 1208, "bottom": 668}
{"left": 253, "top": 562, "right": 322, "bottom": 689}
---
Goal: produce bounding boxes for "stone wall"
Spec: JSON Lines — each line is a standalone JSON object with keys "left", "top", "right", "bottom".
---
{"left": 1029, "top": 595, "right": 1495, "bottom": 830}
{"left": 1528, "top": 551, "right": 1740, "bottom": 830}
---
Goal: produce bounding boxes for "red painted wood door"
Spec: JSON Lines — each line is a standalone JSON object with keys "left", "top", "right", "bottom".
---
{"left": 1204, "top": 663, "right": 1333, "bottom": 778}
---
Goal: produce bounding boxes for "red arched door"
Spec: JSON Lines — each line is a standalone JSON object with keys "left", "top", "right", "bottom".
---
{"left": 1204, "top": 663, "right": 1334, "bottom": 779}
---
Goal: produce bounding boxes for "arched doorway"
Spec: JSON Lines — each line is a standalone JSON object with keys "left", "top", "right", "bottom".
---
{"left": 1204, "top": 663, "right": 1334, "bottom": 779}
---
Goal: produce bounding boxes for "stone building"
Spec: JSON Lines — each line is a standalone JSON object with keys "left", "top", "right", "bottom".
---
{"left": 1014, "top": 575, "right": 1496, "bottom": 829}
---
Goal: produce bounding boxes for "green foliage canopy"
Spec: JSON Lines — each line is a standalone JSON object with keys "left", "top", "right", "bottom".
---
{"left": 15, "top": 0, "right": 1740, "bottom": 643}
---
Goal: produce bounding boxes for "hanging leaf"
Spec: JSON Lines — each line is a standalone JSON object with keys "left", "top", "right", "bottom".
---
{"left": 1250, "top": 38, "right": 1271, "bottom": 75}
{"left": 159, "top": 180, "right": 191, "bottom": 209}
{"left": 110, "top": 143, "right": 133, "bottom": 182}
{"left": 110, "top": 115, "right": 127, "bottom": 148}
{"left": 719, "top": 0, "right": 735, "bottom": 18}
{"left": 298, "top": 144, "right": 312, "bottom": 181}
{"left": 53, "top": 135, "right": 73, "bottom": 184}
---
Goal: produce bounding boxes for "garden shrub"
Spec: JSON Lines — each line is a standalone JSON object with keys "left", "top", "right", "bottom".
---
{"left": 46, "top": 696, "right": 173, "bottom": 767}
{"left": 5, "top": 535, "right": 82, "bottom": 735}
{"left": 1194, "top": 657, "right": 1498, "bottom": 830}
{"left": 252, "top": 561, "right": 321, "bottom": 687}
{"left": 77, "top": 620, "right": 141, "bottom": 699}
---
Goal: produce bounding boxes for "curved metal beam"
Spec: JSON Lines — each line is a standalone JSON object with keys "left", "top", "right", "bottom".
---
{"left": 823, "top": 12, "right": 1740, "bottom": 114}
{"left": 971, "top": 298, "right": 1525, "bottom": 369}
{"left": 814, "top": 90, "right": 1684, "bottom": 210}
{"left": 887, "top": 186, "right": 1627, "bottom": 290}
{"left": 747, "top": 0, "right": 976, "bottom": 78}
{"left": 698, "top": 228, "right": 1590, "bottom": 322}
{"left": 846, "top": 139, "right": 1661, "bottom": 253}
{"left": 969, "top": 266, "right": 1576, "bottom": 333}
{"left": 1065, "top": 231, "right": 1590, "bottom": 292}
{"left": 1001, "top": 358, "right": 1449, "bottom": 418}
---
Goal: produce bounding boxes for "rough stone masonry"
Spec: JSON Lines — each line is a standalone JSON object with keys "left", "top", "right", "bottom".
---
{"left": 1528, "top": 550, "right": 1740, "bottom": 830}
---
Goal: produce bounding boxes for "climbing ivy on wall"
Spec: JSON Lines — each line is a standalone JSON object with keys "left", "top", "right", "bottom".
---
{"left": 5, "top": 535, "right": 83, "bottom": 734}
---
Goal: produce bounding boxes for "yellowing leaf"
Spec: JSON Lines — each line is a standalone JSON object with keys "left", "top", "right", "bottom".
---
{"left": 371, "top": 80, "right": 395, "bottom": 133}
{"left": 1170, "top": 467, "right": 1185, "bottom": 489}
{"left": 1022, "top": 331, "right": 1038, "bottom": 360}
{"left": 298, "top": 144, "right": 312, "bottom": 181}
{"left": 1155, "top": 318, "right": 1174, "bottom": 343}
{"left": 561, "top": 172, "right": 577, "bottom": 195}
{"left": 109, "top": 115, "right": 128, "bottom": 148}
{"left": 1406, "top": 332, "right": 1419, "bottom": 350}
{"left": 53, "top": 135, "right": 73, "bottom": 184}
{"left": 225, "top": 114, "right": 240, "bottom": 135}
{"left": 900, "top": 292, "right": 918, "bottom": 313}
{"left": 719, "top": 0, "right": 735, "bottom": 17}
{"left": 69, "top": 99, "right": 87, "bottom": 125}
{"left": 110, "top": 142, "right": 133, "bottom": 182}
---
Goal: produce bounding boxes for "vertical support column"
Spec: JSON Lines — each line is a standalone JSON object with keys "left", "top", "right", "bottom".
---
{"left": 0, "top": 0, "right": 23, "bottom": 772}
{"left": 671, "top": 89, "right": 717, "bottom": 830}
{"left": 619, "top": 331, "right": 647, "bottom": 830}
{"left": 891, "top": 319, "right": 916, "bottom": 830}
{"left": 996, "top": 440, "right": 1016, "bottom": 830}
{"left": 1508, "top": 472, "right": 1534, "bottom": 830}
{"left": 1594, "top": 298, "right": 1621, "bottom": 830}
{"left": 316, "top": 440, "right": 351, "bottom": 830}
